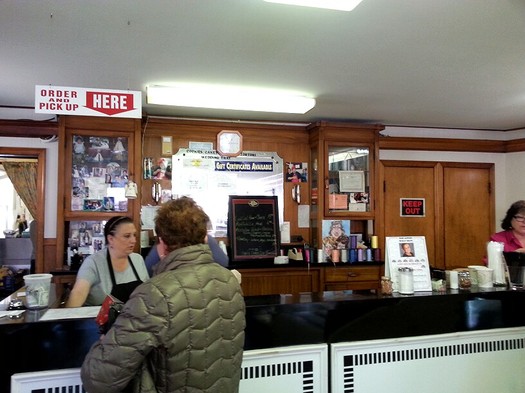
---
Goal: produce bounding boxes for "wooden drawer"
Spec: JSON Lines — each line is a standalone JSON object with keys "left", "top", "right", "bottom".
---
{"left": 324, "top": 266, "right": 380, "bottom": 283}
{"left": 238, "top": 267, "right": 321, "bottom": 296}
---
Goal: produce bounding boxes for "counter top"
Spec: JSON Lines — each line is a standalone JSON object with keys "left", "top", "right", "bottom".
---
{"left": 2, "top": 286, "right": 525, "bottom": 392}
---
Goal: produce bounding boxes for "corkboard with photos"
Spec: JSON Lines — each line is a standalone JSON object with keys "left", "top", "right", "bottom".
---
{"left": 71, "top": 135, "right": 130, "bottom": 212}
{"left": 66, "top": 220, "right": 106, "bottom": 265}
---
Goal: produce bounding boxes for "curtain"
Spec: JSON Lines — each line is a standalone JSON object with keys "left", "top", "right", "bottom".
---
{"left": 3, "top": 161, "right": 38, "bottom": 218}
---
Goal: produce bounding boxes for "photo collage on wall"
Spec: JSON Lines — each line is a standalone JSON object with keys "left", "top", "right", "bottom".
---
{"left": 67, "top": 220, "right": 106, "bottom": 264}
{"left": 71, "top": 135, "right": 129, "bottom": 211}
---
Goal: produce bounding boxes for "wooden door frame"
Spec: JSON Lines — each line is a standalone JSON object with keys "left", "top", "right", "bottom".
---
{"left": 0, "top": 147, "right": 46, "bottom": 273}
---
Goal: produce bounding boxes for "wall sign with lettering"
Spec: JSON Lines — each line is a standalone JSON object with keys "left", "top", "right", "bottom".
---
{"left": 228, "top": 196, "right": 280, "bottom": 262}
{"left": 400, "top": 198, "right": 425, "bottom": 217}
{"left": 171, "top": 148, "right": 284, "bottom": 238}
{"left": 35, "top": 85, "right": 142, "bottom": 118}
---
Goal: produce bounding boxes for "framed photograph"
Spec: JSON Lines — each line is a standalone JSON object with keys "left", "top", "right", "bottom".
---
{"left": 102, "top": 196, "right": 115, "bottom": 211}
{"left": 83, "top": 198, "right": 103, "bottom": 211}
{"left": 339, "top": 170, "right": 365, "bottom": 193}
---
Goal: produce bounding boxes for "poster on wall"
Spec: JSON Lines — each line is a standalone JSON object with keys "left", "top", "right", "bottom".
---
{"left": 385, "top": 236, "right": 432, "bottom": 292}
{"left": 171, "top": 148, "right": 284, "bottom": 238}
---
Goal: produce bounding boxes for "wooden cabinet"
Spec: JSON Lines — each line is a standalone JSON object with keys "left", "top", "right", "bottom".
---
{"left": 55, "top": 116, "right": 142, "bottom": 270}
{"left": 237, "top": 265, "right": 382, "bottom": 296}
{"left": 307, "top": 122, "right": 384, "bottom": 254}
{"left": 323, "top": 265, "right": 381, "bottom": 291}
{"left": 237, "top": 267, "right": 322, "bottom": 296}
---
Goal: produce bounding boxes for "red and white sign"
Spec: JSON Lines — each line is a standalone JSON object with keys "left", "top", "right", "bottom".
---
{"left": 35, "top": 85, "right": 142, "bottom": 118}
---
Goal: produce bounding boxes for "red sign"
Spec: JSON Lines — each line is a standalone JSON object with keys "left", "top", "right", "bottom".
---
{"left": 400, "top": 198, "right": 425, "bottom": 217}
{"left": 85, "top": 91, "right": 135, "bottom": 115}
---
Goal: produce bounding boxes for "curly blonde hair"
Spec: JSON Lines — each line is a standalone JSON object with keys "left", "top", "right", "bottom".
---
{"left": 154, "top": 196, "right": 209, "bottom": 252}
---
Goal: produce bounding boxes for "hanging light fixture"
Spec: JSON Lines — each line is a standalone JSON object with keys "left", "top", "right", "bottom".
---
{"left": 147, "top": 84, "right": 316, "bottom": 114}
{"left": 264, "top": 0, "right": 363, "bottom": 11}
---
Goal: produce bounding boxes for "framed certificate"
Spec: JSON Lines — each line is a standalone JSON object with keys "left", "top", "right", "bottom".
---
{"left": 339, "top": 170, "right": 365, "bottom": 192}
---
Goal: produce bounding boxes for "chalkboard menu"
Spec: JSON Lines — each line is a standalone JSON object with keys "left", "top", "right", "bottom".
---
{"left": 228, "top": 196, "right": 280, "bottom": 261}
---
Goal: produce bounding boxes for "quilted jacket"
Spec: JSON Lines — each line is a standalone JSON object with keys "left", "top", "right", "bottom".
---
{"left": 81, "top": 244, "right": 246, "bottom": 393}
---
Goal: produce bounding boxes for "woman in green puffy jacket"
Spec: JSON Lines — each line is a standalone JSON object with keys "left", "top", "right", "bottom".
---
{"left": 81, "top": 196, "right": 246, "bottom": 393}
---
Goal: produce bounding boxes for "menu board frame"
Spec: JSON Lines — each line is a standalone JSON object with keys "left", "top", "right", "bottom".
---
{"left": 228, "top": 195, "right": 280, "bottom": 262}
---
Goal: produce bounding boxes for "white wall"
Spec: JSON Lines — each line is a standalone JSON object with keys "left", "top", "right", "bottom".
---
{"left": 0, "top": 137, "right": 58, "bottom": 238}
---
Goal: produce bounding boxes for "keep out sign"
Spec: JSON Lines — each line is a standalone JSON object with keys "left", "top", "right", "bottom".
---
{"left": 35, "top": 85, "right": 142, "bottom": 118}
{"left": 400, "top": 198, "right": 425, "bottom": 217}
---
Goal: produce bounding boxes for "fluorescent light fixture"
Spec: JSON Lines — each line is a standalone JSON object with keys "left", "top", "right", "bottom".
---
{"left": 147, "top": 84, "right": 316, "bottom": 114}
{"left": 264, "top": 0, "right": 363, "bottom": 11}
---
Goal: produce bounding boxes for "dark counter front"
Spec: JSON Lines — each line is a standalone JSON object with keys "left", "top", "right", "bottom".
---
{"left": 243, "top": 288, "right": 525, "bottom": 349}
{"left": 2, "top": 287, "right": 525, "bottom": 392}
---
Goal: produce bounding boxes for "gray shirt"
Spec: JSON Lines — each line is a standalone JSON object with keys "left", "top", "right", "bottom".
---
{"left": 76, "top": 248, "right": 149, "bottom": 306}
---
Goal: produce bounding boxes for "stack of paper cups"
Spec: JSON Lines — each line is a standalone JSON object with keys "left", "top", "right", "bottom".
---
{"left": 487, "top": 241, "right": 506, "bottom": 285}
{"left": 140, "top": 231, "right": 150, "bottom": 248}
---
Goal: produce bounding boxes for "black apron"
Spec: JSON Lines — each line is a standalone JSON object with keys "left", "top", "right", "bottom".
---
{"left": 106, "top": 249, "right": 143, "bottom": 303}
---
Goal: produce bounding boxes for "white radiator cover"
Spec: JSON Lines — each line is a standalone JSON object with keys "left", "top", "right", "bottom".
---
{"left": 12, "top": 328, "right": 525, "bottom": 393}
{"left": 331, "top": 327, "right": 525, "bottom": 393}
{"left": 240, "top": 344, "right": 328, "bottom": 393}
{"left": 11, "top": 344, "right": 329, "bottom": 393}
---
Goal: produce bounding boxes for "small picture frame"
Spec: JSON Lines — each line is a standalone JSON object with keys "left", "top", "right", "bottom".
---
{"left": 83, "top": 198, "right": 103, "bottom": 211}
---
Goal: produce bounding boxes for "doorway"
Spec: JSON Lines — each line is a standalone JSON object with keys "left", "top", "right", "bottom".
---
{"left": 0, "top": 147, "right": 45, "bottom": 273}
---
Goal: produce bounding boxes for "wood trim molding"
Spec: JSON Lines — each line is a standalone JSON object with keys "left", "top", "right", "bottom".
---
{"left": 505, "top": 138, "right": 525, "bottom": 153}
{"left": 378, "top": 136, "right": 506, "bottom": 153}
{"left": 0, "top": 120, "right": 58, "bottom": 138}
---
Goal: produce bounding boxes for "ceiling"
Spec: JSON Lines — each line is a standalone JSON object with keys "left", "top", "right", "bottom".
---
{"left": 2, "top": 0, "right": 525, "bottom": 131}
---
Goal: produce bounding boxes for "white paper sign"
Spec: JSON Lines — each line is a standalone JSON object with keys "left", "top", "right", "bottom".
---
{"left": 385, "top": 236, "right": 432, "bottom": 292}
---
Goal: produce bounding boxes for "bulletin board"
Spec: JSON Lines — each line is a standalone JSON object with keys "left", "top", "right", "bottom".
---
{"left": 171, "top": 148, "right": 284, "bottom": 238}
{"left": 228, "top": 196, "right": 280, "bottom": 261}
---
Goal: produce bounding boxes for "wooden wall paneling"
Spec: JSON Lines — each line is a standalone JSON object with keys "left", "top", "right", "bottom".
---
{"left": 43, "top": 238, "right": 57, "bottom": 274}
{"left": 141, "top": 118, "right": 310, "bottom": 244}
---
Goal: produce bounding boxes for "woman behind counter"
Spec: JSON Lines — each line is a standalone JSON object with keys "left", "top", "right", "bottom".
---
{"left": 490, "top": 200, "right": 525, "bottom": 252}
{"left": 66, "top": 216, "right": 149, "bottom": 307}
